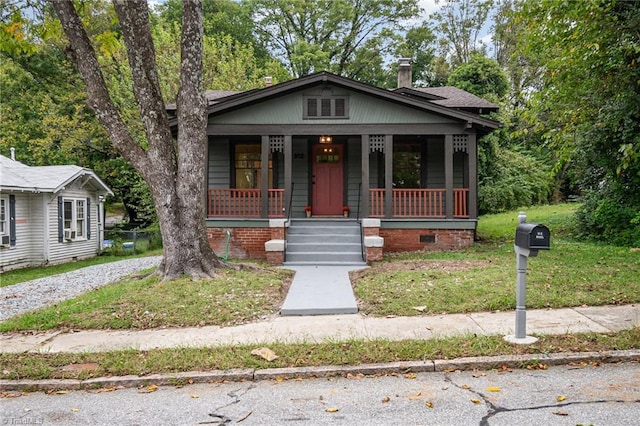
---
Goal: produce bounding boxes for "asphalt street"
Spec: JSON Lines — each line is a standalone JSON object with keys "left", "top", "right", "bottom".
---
{"left": 1, "top": 361, "right": 638, "bottom": 425}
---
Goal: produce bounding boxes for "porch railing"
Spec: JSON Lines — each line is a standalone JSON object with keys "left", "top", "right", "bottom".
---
{"left": 208, "top": 188, "right": 285, "bottom": 217}
{"left": 369, "top": 188, "right": 469, "bottom": 218}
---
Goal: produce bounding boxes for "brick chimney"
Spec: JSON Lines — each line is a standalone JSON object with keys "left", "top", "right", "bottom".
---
{"left": 265, "top": 76, "right": 273, "bottom": 88}
{"left": 397, "top": 58, "right": 412, "bottom": 89}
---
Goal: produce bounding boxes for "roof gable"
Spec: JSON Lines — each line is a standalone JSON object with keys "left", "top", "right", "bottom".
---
{"left": 201, "top": 72, "right": 499, "bottom": 130}
{"left": 0, "top": 155, "right": 113, "bottom": 196}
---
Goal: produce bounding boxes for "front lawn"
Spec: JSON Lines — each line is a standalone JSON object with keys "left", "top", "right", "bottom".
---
{"left": 0, "top": 268, "right": 292, "bottom": 332}
{"left": 353, "top": 203, "right": 639, "bottom": 316}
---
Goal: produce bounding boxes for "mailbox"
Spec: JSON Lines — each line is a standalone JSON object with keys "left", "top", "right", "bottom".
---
{"left": 515, "top": 223, "right": 550, "bottom": 250}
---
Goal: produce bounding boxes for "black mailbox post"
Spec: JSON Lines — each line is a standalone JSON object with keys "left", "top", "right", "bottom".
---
{"left": 506, "top": 213, "right": 551, "bottom": 344}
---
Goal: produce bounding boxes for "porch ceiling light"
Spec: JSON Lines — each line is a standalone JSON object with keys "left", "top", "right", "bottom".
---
{"left": 319, "top": 135, "right": 333, "bottom": 144}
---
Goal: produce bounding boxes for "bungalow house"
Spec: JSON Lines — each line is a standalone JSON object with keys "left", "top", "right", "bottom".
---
{"left": 0, "top": 152, "right": 113, "bottom": 271}
{"left": 168, "top": 60, "right": 500, "bottom": 265}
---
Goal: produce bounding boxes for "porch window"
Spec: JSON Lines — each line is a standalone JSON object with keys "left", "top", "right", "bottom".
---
{"left": 0, "top": 198, "right": 6, "bottom": 235}
{"left": 304, "top": 96, "right": 349, "bottom": 119}
{"left": 62, "top": 198, "right": 86, "bottom": 240}
{"left": 234, "top": 144, "right": 273, "bottom": 189}
{"left": 393, "top": 143, "right": 421, "bottom": 188}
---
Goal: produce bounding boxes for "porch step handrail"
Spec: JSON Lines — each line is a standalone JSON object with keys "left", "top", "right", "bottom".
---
{"left": 285, "top": 182, "right": 295, "bottom": 226}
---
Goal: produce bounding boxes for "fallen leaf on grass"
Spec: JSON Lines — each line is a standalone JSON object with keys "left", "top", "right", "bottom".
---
{"left": 486, "top": 387, "right": 501, "bottom": 392}
{"left": 325, "top": 408, "right": 339, "bottom": 413}
{"left": 556, "top": 395, "right": 566, "bottom": 402}
{"left": 251, "top": 347, "right": 278, "bottom": 362}
{"left": 412, "top": 306, "right": 426, "bottom": 312}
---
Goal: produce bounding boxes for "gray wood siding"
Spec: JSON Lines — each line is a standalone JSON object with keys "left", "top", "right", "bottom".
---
{"left": 369, "top": 152, "right": 382, "bottom": 188}
{"left": 290, "top": 138, "right": 309, "bottom": 217}
{"left": 208, "top": 139, "right": 230, "bottom": 188}
{"left": 426, "top": 138, "right": 445, "bottom": 188}
{"left": 47, "top": 184, "right": 100, "bottom": 265}
{"left": 346, "top": 138, "right": 362, "bottom": 214}
{"left": 209, "top": 87, "right": 458, "bottom": 126}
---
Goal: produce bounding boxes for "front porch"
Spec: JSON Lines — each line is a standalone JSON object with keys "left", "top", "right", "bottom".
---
{"left": 207, "top": 187, "right": 470, "bottom": 218}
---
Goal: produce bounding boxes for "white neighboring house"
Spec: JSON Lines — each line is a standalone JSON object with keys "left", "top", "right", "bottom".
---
{"left": 0, "top": 154, "right": 113, "bottom": 271}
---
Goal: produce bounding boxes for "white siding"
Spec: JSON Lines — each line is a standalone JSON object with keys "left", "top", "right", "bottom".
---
{"left": 47, "top": 183, "right": 101, "bottom": 265}
{"left": 0, "top": 193, "right": 34, "bottom": 271}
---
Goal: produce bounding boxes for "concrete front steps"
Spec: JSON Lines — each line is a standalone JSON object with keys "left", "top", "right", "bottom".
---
{"left": 284, "top": 219, "right": 366, "bottom": 266}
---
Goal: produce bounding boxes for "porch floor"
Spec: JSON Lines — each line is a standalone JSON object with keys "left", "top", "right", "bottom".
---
{"left": 280, "top": 265, "right": 364, "bottom": 316}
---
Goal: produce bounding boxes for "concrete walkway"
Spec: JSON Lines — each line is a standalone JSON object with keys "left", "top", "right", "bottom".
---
{"left": 1, "top": 304, "right": 637, "bottom": 354}
{"left": 280, "top": 265, "right": 363, "bottom": 315}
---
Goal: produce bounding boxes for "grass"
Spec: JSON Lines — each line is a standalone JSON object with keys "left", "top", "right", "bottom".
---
{"left": 476, "top": 203, "right": 580, "bottom": 242}
{"left": 0, "top": 268, "right": 293, "bottom": 332}
{"left": 1, "top": 328, "right": 638, "bottom": 381}
{"left": 0, "top": 249, "right": 162, "bottom": 288}
{"left": 352, "top": 203, "right": 639, "bottom": 316}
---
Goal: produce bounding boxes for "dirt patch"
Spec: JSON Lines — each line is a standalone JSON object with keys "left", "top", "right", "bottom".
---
{"left": 350, "top": 259, "right": 490, "bottom": 281}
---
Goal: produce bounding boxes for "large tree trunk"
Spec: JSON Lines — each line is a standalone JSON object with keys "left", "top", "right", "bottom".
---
{"left": 51, "top": 0, "right": 223, "bottom": 280}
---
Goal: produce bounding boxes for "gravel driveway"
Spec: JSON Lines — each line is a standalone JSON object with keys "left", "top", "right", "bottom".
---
{"left": 0, "top": 256, "right": 161, "bottom": 321}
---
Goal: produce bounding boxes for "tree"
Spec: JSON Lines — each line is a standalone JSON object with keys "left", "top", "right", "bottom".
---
{"left": 249, "top": 0, "right": 419, "bottom": 80}
{"left": 430, "top": 0, "right": 494, "bottom": 66}
{"left": 517, "top": 0, "right": 640, "bottom": 245}
{"left": 447, "top": 54, "right": 509, "bottom": 102}
{"left": 50, "top": 0, "right": 222, "bottom": 278}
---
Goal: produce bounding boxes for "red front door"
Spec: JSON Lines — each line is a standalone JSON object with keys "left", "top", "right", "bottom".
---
{"left": 312, "top": 144, "right": 343, "bottom": 215}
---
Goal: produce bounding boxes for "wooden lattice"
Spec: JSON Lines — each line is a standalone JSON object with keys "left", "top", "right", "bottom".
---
{"left": 369, "top": 135, "right": 385, "bottom": 153}
{"left": 453, "top": 134, "right": 468, "bottom": 153}
{"left": 269, "top": 135, "right": 284, "bottom": 153}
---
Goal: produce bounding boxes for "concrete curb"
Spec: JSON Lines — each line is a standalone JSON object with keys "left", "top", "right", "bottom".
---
{"left": 2, "top": 349, "right": 638, "bottom": 392}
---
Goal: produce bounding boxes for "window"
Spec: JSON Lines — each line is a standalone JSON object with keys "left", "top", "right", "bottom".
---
{"left": 63, "top": 198, "right": 86, "bottom": 239}
{"left": 393, "top": 143, "right": 421, "bottom": 188}
{"left": 0, "top": 198, "right": 6, "bottom": 235}
{"left": 304, "top": 96, "right": 349, "bottom": 119}
{"left": 234, "top": 144, "right": 273, "bottom": 189}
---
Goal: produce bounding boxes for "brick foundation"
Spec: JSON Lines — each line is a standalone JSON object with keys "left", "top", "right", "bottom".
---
{"left": 207, "top": 228, "right": 271, "bottom": 260}
{"left": 380, "top": 228, "right": 474, "bottom": 252}
{"left": 365, "top": 246, "right": 383, "bottom": 262}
